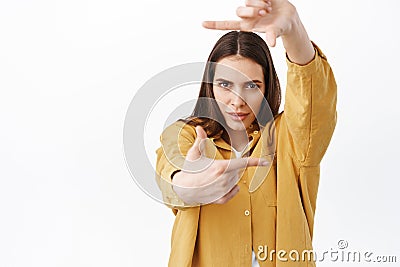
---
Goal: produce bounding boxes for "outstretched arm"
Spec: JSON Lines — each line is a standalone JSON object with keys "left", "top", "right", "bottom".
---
{"left": 202, "top": 0, "right": 315, "bottom": 65}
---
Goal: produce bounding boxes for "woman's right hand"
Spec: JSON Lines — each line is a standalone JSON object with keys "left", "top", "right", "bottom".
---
{"left": 172, "top": 126, "right": 268, "bottom": 205}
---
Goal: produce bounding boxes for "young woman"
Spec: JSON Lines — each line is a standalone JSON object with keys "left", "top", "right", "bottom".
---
{"left": 155, "top": 0, "right": 337, "bottom": 266}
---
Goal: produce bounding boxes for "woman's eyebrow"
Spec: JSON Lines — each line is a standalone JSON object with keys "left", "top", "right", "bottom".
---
{"left": 214, "top": 78, "right": 232, "bottom": 83}
{"left": 247, "top": 80, "right": 263, "bottom": 84}
{"left": 214, "top": 78, "right": 263, "bottom": 84}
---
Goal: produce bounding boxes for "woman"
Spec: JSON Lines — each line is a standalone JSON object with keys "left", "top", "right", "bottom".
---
{"left": 155, "top": 0, "right": 337, "bottom": 266}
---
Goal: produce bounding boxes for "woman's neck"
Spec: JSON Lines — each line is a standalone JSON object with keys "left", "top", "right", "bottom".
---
{"left": 226, "top": 128, "right": 250, "bottom": 151}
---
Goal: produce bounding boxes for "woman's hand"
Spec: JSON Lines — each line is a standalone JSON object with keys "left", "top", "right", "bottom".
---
{"left": 172, "top": 126, "right": 268, "bottom": 205}
{"left": 203, "top": 0, "right": 295, "bottom": 47}
{"left": 202, "top": 0, "right": 315, "bottom": 64}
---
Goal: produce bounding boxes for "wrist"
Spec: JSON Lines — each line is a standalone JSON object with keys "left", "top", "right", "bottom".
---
{"left": 281, "top": 10, "right": 315, "bottom": 65}
{"left": 172, "top": 179, "right": 199, "bottom": 205}
{"left": 280, "top": 3, "right": 299, "bottom": 39}
{"left": 281, "top": 4, "right": 300, "bottom": 39}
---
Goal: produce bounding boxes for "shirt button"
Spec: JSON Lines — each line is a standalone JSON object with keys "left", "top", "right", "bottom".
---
{"left": 244, "top": 210, "right": 250, "bottom": 216}
{"left": 243, "top": 180, "right": 247, "bottom": 184}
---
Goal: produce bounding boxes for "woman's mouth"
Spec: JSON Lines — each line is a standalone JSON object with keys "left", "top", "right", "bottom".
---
{"left": 226, "top": 112, "right": 250, "bottom": 121}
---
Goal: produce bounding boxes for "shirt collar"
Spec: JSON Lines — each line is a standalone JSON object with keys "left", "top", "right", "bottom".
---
{"left": 209, "top": 122, "right": 262, "bottom": 153}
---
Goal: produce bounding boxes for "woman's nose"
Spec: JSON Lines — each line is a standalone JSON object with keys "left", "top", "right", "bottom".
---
{"left": 230, "top": 90, "right": 246, "bottom": 107}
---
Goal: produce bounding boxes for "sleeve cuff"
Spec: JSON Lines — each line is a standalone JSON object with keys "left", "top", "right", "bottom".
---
{"left": 286, "top": 41, "right": 327, "bottom": 75}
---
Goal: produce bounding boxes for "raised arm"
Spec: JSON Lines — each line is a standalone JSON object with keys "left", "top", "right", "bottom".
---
{"left": 202, "top": 0, "right": 337, "bottom": 251}
{"left": 202, "top": 0, "right": 337, "bottom": 166}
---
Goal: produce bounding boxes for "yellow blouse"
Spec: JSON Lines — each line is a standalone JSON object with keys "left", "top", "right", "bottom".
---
{"left": 156, "top": 43, "right": 337, "bottom": 267}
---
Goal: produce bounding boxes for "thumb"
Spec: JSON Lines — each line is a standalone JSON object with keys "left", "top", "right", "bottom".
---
{"left": 251, "top": 26, "right": 278, "bottom": 47}
{"left": 265, "top": 31, "right": 277, "bottom": 47}
{"left": 195, "top": 125, "right": 207, "bottom": 140}
{"left": 186, "top": 126, "right": 207, "bottom": 161}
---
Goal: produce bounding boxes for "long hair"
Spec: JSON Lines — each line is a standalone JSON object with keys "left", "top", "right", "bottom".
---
{"left": 183, "top": 31, "right": 281, "bottom": 140}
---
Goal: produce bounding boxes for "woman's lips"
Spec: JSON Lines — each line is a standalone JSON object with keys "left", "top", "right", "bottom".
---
{"left": 226, "top": 112, "right": 250, "bottom": 121}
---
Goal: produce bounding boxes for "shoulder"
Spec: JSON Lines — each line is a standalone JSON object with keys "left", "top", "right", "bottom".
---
{"left": 161, "top": 120, "right": 197, "bottom": 143}
{"left": 273, "top": 112, "right": 284, "bottom": 130}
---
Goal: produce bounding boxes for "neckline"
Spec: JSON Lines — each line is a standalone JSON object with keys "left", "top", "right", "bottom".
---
{"left": 231, "top": 140, "right": 253, "bottom": 158}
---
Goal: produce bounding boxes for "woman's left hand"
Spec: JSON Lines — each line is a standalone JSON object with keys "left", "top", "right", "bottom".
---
{"left": 203, "top": 0, "right": 315, "bottom": 64}
{"left": 202, "top": 0, "right": 298, "bottom": 47}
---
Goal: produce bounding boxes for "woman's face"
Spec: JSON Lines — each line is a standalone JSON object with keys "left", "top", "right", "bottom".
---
{"left": 213, "top": 55, "right": 265, "bottom": 131}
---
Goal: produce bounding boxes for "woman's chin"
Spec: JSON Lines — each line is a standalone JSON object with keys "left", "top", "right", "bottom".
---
{"left": 225, "top": 121, "right": 248, "bottom": 132}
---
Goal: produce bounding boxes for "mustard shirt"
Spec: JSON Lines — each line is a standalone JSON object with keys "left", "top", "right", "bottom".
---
{"left": 155, "top": 43, "right": 337, "bottom": 267}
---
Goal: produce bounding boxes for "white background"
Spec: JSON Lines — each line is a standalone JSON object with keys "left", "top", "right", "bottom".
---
{"left": 1, "top": 0, "right": 399, "bottom": 266}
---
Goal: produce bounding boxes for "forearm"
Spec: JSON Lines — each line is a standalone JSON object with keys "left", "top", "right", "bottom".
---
{"left": 281, "top": 5, "right": 315, "bottom": 65}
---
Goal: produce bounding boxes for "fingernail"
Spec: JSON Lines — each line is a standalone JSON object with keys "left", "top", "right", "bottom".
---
{"left": 259, "top": 9, "right": 267, "bottom": 16}
{"left": 202, "top": 21, "right": 211, "bottom": 28}
{"left": 261, "top": 160, "right": 269, "bottom": 166}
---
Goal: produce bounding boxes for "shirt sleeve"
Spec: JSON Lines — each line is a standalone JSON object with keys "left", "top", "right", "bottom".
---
{"left": 155, "top": 121, "right": 199, "bottom": 212}
{"left": 282, "top": 42, "right": 337, "bottom": 167}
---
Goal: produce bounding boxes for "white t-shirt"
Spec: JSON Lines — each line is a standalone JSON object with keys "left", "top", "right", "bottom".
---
{"left": 231, "top": 142, "right": 260, "bottom": 267}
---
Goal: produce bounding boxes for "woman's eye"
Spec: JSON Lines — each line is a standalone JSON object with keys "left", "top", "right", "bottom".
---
{"left": 246, "top": 82, "right": 258, "bottom": 89}
{"left": 217, "top": 81, "right": 231, "bottom": 88}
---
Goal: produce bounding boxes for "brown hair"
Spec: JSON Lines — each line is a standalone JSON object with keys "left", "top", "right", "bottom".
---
{"left": 183, "top": 31, "right": 281, "bottom": 140}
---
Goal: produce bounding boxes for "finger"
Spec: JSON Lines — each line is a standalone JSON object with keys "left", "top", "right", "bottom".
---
{"left": 224, "top": 157, "right": 269, "bottom": 172}
{"left": 185, "top": 126, "right": 207, "bottom": 161}
{"left": 202, "top": 20, "right": 241, "bottom": 30}
{"left": 262, "top": 0, "right": 272, "bottom": 6}
{"left": 245, "top": 0, "right": 269, "bottom": 9}
{"left": 244, "top": 0, "right": 272, "bottom": 16}
{"left": 212, "top": 185, "right": 240, "bottom": 204}
{"left": 236, "top": 6, "right": 261, "bottom": 18}
{"left": 259, "top": 6, "right": 273, "bottom": 15}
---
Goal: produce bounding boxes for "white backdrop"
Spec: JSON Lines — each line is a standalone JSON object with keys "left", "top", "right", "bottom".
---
{"left": 0, "top": 0, "right": 399, "bottom": 266}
